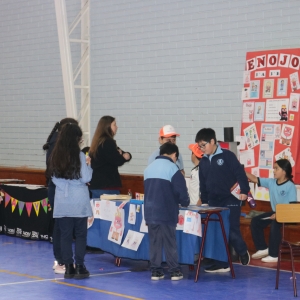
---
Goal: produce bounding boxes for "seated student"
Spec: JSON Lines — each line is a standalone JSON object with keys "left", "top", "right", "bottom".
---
{"left": 148, "top": 125, "right": 185, "bottom": 175}
{"left": 144, "top": 142, "right": 190, "bottom": 281}
{"left": 195, "top": 128, "right": 250, "bottom": 272}
{"left": 246, "top": 159, "right": 297, "bottom": 263}
{"left": 187, "top": 143, "right": 203, "bottom": 206}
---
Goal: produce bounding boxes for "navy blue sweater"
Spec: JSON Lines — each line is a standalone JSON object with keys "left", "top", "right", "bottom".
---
{"left": 199, "top": 146, "right": 249, "bottom": 205}
{"left": 144, "top": 156, "right": 190, "bottom": 226}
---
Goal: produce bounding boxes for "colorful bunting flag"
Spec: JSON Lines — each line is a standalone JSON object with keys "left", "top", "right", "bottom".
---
{"left": 5, "top": 193, "right": 11, "bottom": 208}
{"left": 18, "top": 201, "right": 25, "bottom": 216}
{"left": 26, "top": 202, "right": 32, "bottom": 217}
{"left": 41, "top": 198, "right": 48, "bottom": 213}
{"left": 33, "top": 201, "right": 40, "bottom": 216}
{"left": 11, "top": 198, "right": 18, "bottom": 213}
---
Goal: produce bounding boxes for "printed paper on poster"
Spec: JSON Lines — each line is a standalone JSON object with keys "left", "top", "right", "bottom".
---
{"left": 243, "top": 123, "right": 259, "bottom": 149}
{"left": 263, "top": 79, "right": 274, "bottom": 98}
{"left": 242, "top": 87, "right": 250, "bottom": 100}
{"left": 275, "top": 147, "right": 295, "bottom": 167}
{"left": 254, "top": 102, "right": 265, "bottom": 121}
{"left": 265, "top": 99, "right": 289, "bottom": 122}
{"left": 277, "top": 78, "right": 288, "bottom": 96}
{"left": 243, "top": 71, "right": 250, "bottom": 84}
{"left": 242, "top": 102, "right": 254, "bottom": 123}
{"left": 290, "top": 72, "right": 300, "bottom": 92}
{"left": 259, "top": 124, "right": 275, "bottom": 170}
{"left": 289, "top": 93, "right": 300, "bottom": 112}
{"left": 239, "top": 149, "right": 255, "bottom": 167}
{"left": 250, "top": 80, "right": 260, "bottom": 99}
{"left": 280, "top": 124, "right": 294, "bottom": 147}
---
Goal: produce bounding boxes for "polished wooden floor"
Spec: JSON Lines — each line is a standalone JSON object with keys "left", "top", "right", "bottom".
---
{"left": 0, "top": 235, "right": 299, "bottom": 300}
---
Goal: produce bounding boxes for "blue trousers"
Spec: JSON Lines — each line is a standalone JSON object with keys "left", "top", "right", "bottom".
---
{"left": 209, "top": 196, "right": 248, "bottom": 268}
{"left": 57, "top": 217, "right": 88, "bottom": 265}
{"left": 251, "top": 211, "right": 282, "bottom": 257}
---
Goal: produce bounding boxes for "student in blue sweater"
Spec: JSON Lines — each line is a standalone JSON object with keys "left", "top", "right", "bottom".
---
{"left": 46, "top": 123, "right": 93, "bottom": 279}
{"left": 144, "top": 142, "right": 190, "bottom": 281}
{"left": 246, "top": 159, "right": 297, "bottom": 263}
{"left": 195, "top": 128, "right": 250, "bottom": 272}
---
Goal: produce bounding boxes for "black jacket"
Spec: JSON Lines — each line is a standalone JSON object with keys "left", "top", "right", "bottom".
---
{"left": 89, "top": 138, "right": 131, "bottom": 189}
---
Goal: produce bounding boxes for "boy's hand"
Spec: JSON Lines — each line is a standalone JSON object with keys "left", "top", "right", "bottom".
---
{"left": 270, "top": 213, "right": 276, "bottom": 220}
{"left": 239, "top": 193, "right": 247, "bottom": 201}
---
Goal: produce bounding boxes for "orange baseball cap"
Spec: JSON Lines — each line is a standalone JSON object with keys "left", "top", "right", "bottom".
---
{"left": 159, "top": 125, "right": 180, "bottom": 138}
{"left": 188, "top": 143, "right": 204, "bottom": 159}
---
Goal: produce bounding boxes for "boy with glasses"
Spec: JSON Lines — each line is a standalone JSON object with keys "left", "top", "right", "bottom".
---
{"left": 148, "top": 125, "right": 185, "bottom": 175}
{"left": 195, "top": 128, "right": 250, "bottom": 272}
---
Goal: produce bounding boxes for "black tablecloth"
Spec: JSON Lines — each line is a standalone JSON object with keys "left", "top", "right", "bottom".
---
{"left": 0, "top": 184, "right": 51, "bottom": 240}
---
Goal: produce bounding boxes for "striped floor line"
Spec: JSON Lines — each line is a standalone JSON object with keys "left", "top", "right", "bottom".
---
{"left": 0, "top": 269, "right": 142, "bottom": 299}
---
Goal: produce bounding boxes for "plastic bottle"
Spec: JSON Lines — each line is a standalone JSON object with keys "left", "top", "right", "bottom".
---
{"left": 128, "top": 189, "right": 132, "bottom": 199}
{"left": 247, "top": 191, "right": 256, "bottom": 208}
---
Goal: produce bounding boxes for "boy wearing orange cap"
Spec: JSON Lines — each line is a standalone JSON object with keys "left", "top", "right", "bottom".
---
{"left": 148, "top": 125, "right": 185, "bottom": 175}
{"left": 188, "top": 143, "right": 203, "bottom": 206}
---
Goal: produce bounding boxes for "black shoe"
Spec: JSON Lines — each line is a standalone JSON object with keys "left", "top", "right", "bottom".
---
{"left": 204, "top": 265, "right": 230, "bottom": 273}
{"left": 240, "top": 251, "right": 250, "bottom": 265}
{"left": 64, "top": 264, "right": 75, "bottom": 279}
{"left": 74, "top": 264, "right": 90, "bottom": 279}
{"left": 170, "top": 271, "right": 183, "bottom": 281}
{"left": 151, "top": 271, "right": 165, "bottom": 280}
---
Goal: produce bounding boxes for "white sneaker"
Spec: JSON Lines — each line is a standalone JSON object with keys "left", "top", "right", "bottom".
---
{"left": 261, "top": 255, "right": 278, "bottom": 263}
{"left": 52, "top": 260, "right": 58, "bottom": 269}
{"left": 251, "top": 249, "right": 268, "bottom": 259}
{"left": 54, "top": 264, "right": 66, "bottom": 274}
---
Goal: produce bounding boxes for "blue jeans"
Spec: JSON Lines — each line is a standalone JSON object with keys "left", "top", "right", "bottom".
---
{"left": 90, "top": 189, "right": 120, "bottom": 199}
{"left": 58, "top": 217, "right": 88, "bottom": 265}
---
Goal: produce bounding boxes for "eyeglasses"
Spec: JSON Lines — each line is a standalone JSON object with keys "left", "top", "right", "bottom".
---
{"left": 198, "top": 141, "right": 209, "bottom": 149}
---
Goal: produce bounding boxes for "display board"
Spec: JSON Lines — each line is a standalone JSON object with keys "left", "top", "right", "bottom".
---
{"left": 240, "top": 48, "right": 300, "bottom": 184}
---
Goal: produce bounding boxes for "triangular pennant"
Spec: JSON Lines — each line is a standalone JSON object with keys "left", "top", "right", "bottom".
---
{"left": 41, "top": 198, "right": 48, "bottom": 213}
{"left": 26, "top": 202, "right": 32, "bottom": 217}
{"left": 11, "top": 198, "right": 18, "bottom": 213}
{"left": 33, "top": 201, "right": 40, "bottom": 216}
{"left": 18, "top": 201, "right": 25, "bottom": 216}
{"left": 5, "top": 193, "right": 11, "bottom": 208}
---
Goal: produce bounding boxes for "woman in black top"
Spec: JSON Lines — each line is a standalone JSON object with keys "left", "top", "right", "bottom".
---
{"left": 89, "top": 116, "right": 132, "bottom": 199}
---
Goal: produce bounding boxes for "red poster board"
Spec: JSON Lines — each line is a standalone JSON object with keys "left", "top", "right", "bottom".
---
{"left": 241, "top": 48, "right": 300, "bottom": 184}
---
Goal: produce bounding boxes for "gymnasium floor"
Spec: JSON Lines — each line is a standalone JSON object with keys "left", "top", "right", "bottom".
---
{"left": 0, "top": 235, "right": 298, "bottom": 300}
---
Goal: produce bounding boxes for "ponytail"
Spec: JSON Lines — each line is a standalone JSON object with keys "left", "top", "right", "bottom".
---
{"left": 43, "top": 122, "right": 59, "bottom": 150}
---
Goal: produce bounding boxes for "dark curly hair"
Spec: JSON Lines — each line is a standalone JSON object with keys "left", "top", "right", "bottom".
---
{"left": 46, "top": 123, "right": 82, "bottom": 180}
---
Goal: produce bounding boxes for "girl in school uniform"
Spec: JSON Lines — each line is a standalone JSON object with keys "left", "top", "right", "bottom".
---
{"left": 246, "top": 159, "right": 297, "bottom": 263}
{"left": 46, "top": 123, "right": 93, "bottom": 279}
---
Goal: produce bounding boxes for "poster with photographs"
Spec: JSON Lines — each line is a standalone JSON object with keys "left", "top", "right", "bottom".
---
{"left": 277, "top": 78, "right": 288, "bottom": 96}
{"left": 254, "top": 102, "right": 265, "bottom": 121}
{"left": 250, "top": 80, "right": 260, "bottom": 99}
{"left": 290, "top": 72, "right": 300, "bottom": 92}
{"left": 289, "top": 93, "right": 300, "bottom": 112}
{"left": 263, "top": 79, "right": 274, "bottom": 98}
